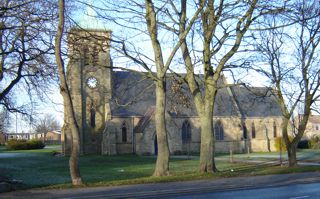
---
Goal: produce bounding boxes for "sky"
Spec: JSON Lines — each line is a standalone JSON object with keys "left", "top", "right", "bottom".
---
{"left": 8, "top": 86, "right": 63, "bottom": 134}
{"left": 8, "top": 0, "right": 319, "bottom": 133}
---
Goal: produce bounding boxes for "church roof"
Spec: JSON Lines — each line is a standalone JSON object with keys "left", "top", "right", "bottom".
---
{"left": 111, "top": 71, "right": 156, "bottom": 116}
{"left": 110, "top": 71, "right": 282, "bottom": 118}
{"left": 308, "top": 115, "right": 320, "bottom": 124}
{"left": 230, "top": 86, "right": 282, "bottom": 117}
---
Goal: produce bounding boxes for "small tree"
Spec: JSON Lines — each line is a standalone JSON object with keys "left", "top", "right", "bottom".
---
{"left": 252, "top": 0, "right": 320, "bottom": 166}
{"left": 35, "top": 114, "right": 61, "bottom": 139}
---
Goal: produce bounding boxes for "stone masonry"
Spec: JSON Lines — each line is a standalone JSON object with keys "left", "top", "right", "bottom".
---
{"left": 63, "top": 28, "right": 283, "bottom": 155}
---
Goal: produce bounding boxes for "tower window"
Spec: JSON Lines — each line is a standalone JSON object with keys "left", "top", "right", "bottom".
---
{"left": 90, "top": 106, "right": 96, "bottom": 128}
{"left": 122, "top": 122, "right": 127, "bottom": 143}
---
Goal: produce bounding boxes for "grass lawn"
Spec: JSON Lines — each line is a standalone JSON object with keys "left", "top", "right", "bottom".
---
{"left": 1, "top": 146, "right": 320, "bottom": 190}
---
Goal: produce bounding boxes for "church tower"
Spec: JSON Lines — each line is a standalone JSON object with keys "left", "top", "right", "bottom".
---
{"left": 63, "top": 29, "right": 112, "bottom": 155}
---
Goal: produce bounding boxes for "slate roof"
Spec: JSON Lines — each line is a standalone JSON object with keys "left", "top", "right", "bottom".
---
{"left": 308, "top": 115, "right": 320, "bottom": 123}
{"left": 110, "top": 71, "right": 282, "bottom": 118}
{"left": 111, "top": 71, "right": 155, "bottom": 116}
{"left": 230, "top": 86, "right": 282, "bottom": 117}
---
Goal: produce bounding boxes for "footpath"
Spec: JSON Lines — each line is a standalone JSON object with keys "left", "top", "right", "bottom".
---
{"left": 1, "top": 172, "right": 320, "bottom": 199}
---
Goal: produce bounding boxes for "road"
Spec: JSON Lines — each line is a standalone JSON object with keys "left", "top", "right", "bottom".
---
{"left": 165, "top": 182, "right": 320, "bottom": 199}
{"left": 1, "top": 172, "right": 320, "bottom": 199}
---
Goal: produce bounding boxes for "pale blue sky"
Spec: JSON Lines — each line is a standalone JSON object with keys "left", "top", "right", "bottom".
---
{"left": 9, "top": 0, "right": 320, "bottom": 133}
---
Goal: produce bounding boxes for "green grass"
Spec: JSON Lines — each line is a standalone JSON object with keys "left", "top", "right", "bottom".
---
{"left": 1, "top": 147, "right": 320, "bottom": 190}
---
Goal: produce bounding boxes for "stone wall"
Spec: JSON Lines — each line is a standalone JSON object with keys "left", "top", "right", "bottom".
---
{"left": 106, "top": 115, "right": 283, "bottom": 155}
{"left": 63, "top": 29, "right": 112, "bottom": 155}
{"left": 103, "top": 116, "right": 136, "bottom": 154}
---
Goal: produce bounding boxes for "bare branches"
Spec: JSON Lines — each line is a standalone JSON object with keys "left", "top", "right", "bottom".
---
{"left": 247, "top": 0, "right": 320, "bottom": 166}
{"left": 0, "top": 0, "right": 58, "bottom": 113}
{"left": 35, "top": 114, "right": 61, "bottom": 134}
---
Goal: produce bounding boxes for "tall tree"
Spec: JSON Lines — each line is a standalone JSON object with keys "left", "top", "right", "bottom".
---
{"left": 173, "top": 0, "right": 284, "bottom": 172}
{"left": 252, "top": 0, "right": 320, "bottom": 166}
{"left": 55, "top": 0, "right": 82, "bottom": 185}
{"left": 143, "top": 0, "right": 203, "bottom": 176}
{"left": 144, "top": 0, "right": 171, "bottom": 176}
{"left": 96, "top": 0, "right": 203, "bottom": 176}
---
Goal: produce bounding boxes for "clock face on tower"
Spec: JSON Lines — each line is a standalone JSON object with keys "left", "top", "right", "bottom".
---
{"left": 86, "top": 76, "right": 98, "bottom": 89}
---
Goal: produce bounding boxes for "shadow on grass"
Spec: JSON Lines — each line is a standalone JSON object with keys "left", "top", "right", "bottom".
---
{"left": 1, "top": 148, "right": 320, "bottom": 190}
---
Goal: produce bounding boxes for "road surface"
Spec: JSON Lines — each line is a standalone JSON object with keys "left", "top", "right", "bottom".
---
{"left": 165, "top": 182, "right": 320, "bottom": 199}
{"left": 1, "top": 172, "right": 320, "bottom": 199}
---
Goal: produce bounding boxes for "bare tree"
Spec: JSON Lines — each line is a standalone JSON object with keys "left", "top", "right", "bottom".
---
{"left": 0, "top": 0, "right": 58, "bottom": 114}
{"left": 95, "top": 0, "right": 203, "bottom": 176}
{"left": 144, "top": 0, "right": 205, "bottom": 176}
{"left": 173, "top": 0, "right": 284, "bottom": 172}
{"left": 35, "top": 114, "right": 61, "bottom": 138}
{"left": 252, "top": 0, "right": 320, "bottom": 166}
{"left": 55, "top": 0, "right": 82, "bottom": 185}
{"left": 0, "top": 108, "right": 10, "bottom": 133}
{"left": 89, "top": 0, "right": 284, "bottom": 174}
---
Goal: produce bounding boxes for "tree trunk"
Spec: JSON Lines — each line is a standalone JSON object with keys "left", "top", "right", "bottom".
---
{"left": 55, "top": 0, "right": 82, "bottom": 185}
{"left": 181, "top": 37, "right": 218, "bottom": 173}
{"left": 199, "top": 113, "right": 217, "bottom": 172}
{"left": 153, "top": 80, "right": 170, "bottom": 176}
{"left": 287, "top": 106, "right": 311, "bottom": 167}
{"left": 69, "top": 124, "right": 82, "bottom": 185}
{"left": 199, "top": 87, "right": 218, "bottom": 173}
{"left": 282, "top": 116, "right": 298, "bottom": 167}
{"left": 287, "top": 143, "right": 297, "bottom": 167}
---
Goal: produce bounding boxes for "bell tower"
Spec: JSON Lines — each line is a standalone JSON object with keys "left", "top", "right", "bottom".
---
{"left": 63, "top": 28, "right": 112, "bottom": 155}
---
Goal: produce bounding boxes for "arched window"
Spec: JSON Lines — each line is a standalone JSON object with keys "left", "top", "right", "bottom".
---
{"left": 83, "top": 46, "right": 90, "bottom": 65}
{"left": 182, "top": 120, "right": 191, "bottom": 143}
{"left": 122, "top": 121, "right": 127, "bottom": 142}
{"left": 264, "top": 125, "right": 269, "bottom": 138}
{"left": 243, "top": 124, "right": 248, "bottom": 139}
{"left": 154, "top": 134, "right": 158, "bottom": 155}
{"left": 90, "top": 106, "right": 96, "bottom": 128}
{"left": 265, "top": 125, "right": 271, "bottom": 152}
{"left": 214, "top": 121, "right": 224, "bottom": 141}
{"left": 251, "top": 122, "right": 256, "bottom": 139}
{"left": 273, "top": 122, "right": 277, "bottom": 138}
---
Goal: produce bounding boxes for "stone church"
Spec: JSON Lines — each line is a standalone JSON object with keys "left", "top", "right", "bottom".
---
{"left": 62, "top": 29, "right": 283, "bottom": 156}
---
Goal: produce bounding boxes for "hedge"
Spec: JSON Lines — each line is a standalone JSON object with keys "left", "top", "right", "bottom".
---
{"left": 5, "top": 139, "right": 45, "bottom": 150}
{"left": 309, "top": 135, "right": 320, "bottom": 149}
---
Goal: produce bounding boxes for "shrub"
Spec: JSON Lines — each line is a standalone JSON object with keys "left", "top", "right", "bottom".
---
{"left": 297, "top": 140, "right": 309, "bottom": 149}
{"left": 309, "top": 135, "right": 320, "bottom": 149}
{"left": 5, "top": 139, "right": 45, "bottom": 150}
{"left": 274, "top": 136, "right": 293, "bottom": 151}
